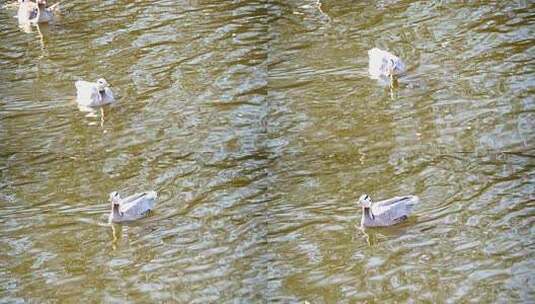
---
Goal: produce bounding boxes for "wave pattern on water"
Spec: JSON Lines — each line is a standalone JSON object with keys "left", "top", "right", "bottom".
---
{"left": 0, "top": 0, "right": 534, "bottom": 303}
{"left": 267, "top": 0, "right": 534, "bottom": 303}
{"left": 1, "top": 0, "right": 269, "bottom": 302}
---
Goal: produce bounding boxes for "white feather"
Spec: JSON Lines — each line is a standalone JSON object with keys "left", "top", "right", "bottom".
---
{"left": 368, "top": 47, "right": 405, "bottom": 80}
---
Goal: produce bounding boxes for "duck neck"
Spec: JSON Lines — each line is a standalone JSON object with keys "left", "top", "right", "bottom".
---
{"left": 364, "top": 207, "right": 374, "bottom": 220}
{"left": 111, "top": 204, "right": 120, "bottom": 219}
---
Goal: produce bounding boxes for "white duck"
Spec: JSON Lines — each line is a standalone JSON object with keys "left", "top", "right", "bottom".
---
{"left": 75, "top": 78, "right": 115, "bottom": 107}
{"left": 359, "top": 194, "right": 419, "bottom": 227}
{"left": 368, "top": 47, "right": 405, "bottom": 83}
{"left": 17, "top": 0, "right": 59, "bottom": 24}
{"left": 108, "top": 191, "right": 157, "bottom": 223}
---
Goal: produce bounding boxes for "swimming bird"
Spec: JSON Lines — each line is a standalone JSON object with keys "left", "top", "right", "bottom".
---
{"left": 368, "top": 47, "right": 405, "bottom": 84}
{"left": 108, "top": 191, "right": 157, "bottom": 223}
{"left": 75, "top": 78, "right": 115, "bottom": 107}
{"left": 30, "top": 0, "right": 60, "bottom": 24}
{"left": 359, "top": 193, "right": 419, "bottom": 227}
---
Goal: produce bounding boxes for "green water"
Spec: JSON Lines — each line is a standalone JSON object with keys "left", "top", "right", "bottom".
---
{"left": 1, "top": 0, "right": 533, "bottom": 302}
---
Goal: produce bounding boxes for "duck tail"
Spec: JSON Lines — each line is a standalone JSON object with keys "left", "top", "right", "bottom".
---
{"left": 407, "top": 195, "right": 420, "bottom": 206}
{"left": 145, "top": 191, "right": 158, "bottom": 200}
{"left": 404, "top": 196, "right": 419, "bottom": 214}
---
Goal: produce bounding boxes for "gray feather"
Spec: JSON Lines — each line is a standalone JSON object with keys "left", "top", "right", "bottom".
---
{"left": 361, "top": 195, "right": 419, "bottom": 227}
{"left": 108, "top": 191, "right": 157, "bottom": 223}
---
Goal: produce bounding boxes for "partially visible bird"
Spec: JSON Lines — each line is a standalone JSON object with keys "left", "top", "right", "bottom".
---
{"left": 368, "top": 47, "right": 405, "bottom": 83}
{"left": 75, "top": 78, "right": 115, "bottom": 107}
{"left": 108, "top": 191, "right": 157, "bottom": 223}
{"left": 30, "top": 0, "right": 60, "bottom": 24}
{"left": 17, "top": 0, "right": 59, "bottom": 24}
{"left": 359, "top": 193, "right": 419, "bottom": 227}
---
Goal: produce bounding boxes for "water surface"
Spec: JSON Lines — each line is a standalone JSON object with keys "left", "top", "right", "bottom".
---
{"left": 1, "top": 0, "right": 534, "bottom": 302}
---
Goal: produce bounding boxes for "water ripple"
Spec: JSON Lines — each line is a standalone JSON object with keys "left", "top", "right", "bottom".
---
{"left": 0, "top": 0, "right": 534, "bottom": 302}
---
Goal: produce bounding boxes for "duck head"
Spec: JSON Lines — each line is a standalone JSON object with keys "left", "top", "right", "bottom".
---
{"left": 358, "top": 194, "right": 372, "bottom": 208}
{"left": 388, "top": 58, "right": 405, "bottom": 75}
{"left": 109, "top": 191, "right": 121, "bottom": 203}
{"left": 96, "top": 78, "right": 109, "bottom": 92}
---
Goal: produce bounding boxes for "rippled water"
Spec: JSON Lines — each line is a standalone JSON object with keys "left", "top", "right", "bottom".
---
{"left": 1, "top": 0, "right": 534, "bottom": 302}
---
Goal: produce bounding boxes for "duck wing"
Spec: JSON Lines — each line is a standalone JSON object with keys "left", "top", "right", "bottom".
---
{"left": 371, "top": 196, "right": 419, "bottom": 225}
{"left": 75, "top": 80, "right": 95, "bottom": 91}
{"left": 374, "top": 196, "right": 418, "bottom": 208}
{"left": 368, "top": 48, "right": 387, "bottom": 78}
{"left": 75, "top": 80, "right": 101, "bottom": 106}
{"left": 118, "top": 191, "right": 157, "bottom": 216}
